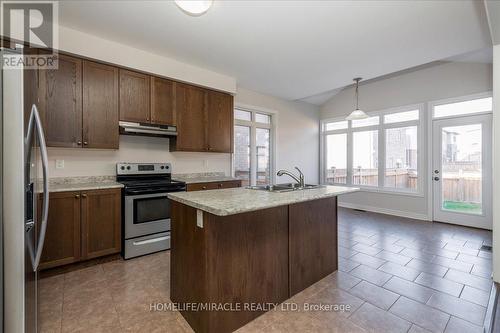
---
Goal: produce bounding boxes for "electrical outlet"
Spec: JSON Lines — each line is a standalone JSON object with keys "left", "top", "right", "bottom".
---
{"left": 55, "top": 160, "right": 65, "bottom": 169}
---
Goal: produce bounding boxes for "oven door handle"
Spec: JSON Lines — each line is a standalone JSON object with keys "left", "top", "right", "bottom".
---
{"left": 133, "top": 235, "right": 170, "bottom": 246}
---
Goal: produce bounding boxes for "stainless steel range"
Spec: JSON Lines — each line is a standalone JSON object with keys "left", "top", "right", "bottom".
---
{"left": 116, "top": 163, "right": 186, "bottom": 259}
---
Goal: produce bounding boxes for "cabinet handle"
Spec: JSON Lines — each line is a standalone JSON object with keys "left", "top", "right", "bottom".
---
{"left": 75, "top": 194, "right": 80, "bottom": 199}
{"left": 77, "top": 141, "right": 82, "bottom": 146}
{"left": 82, "top": 194, "right": 87, "bottom": 198}
{"left": 218, "top": 183, "right": 223, "bottom": 188}
{"left": 202, "top": 186, "right": 207, "bottom": 190}
{"left": 83, "top": 141, "right": 88, "bottom": 146}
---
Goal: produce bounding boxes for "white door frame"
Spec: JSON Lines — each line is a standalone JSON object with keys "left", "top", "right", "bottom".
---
{"left": 432, "top": 113, "right": 492, "bottom": 230}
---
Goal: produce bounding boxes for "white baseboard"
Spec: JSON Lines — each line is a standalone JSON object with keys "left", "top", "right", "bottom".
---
{"left": 338, "top": 202, "right": 431, "bottom": 221}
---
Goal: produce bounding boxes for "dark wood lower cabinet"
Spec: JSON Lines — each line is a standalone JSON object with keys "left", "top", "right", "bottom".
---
{"left": 186, "top": 180, "right": 242, "bottom": 192}
{"left": 171, "top": 197, "right": 338, "bottom": 333}
{"left": 289, "top": 197, "right": 338, "bottom": 295}
{"left": 39, "top": 188, "right": 121, "bottom": 270}
{"left": 171, "top": 202, "right": 289, "bottom": 333}
{"left": 81, "top": 189, "right": 121, "bottom": 260}
{"left": 38, "top": 191, "right": 81, "bottom": 270}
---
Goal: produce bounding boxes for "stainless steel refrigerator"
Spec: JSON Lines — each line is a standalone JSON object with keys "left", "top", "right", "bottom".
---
{"left": 2, "top": 47, "right": 50, "bottom": 333}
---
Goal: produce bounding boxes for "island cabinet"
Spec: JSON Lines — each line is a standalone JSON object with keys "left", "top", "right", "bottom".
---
{"left": 38, "top": 188, "right": 121, "bottom": 270}
{"left": 186, "top": 180, "right": 242, "bottom": 192}
{"left": 36, "top": 56, "right": 120, "bottom": 149}
{"left": 170, "top": 84, "right": 233, "bottom": 153}
{"left": 170, "top": 197, "right": 338, "bottom": 333}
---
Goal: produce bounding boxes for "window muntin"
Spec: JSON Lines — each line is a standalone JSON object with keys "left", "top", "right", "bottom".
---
{"left": 352, "top": 130, "right": 379, "bottom": 186}
{"left": 384, "top": 110, "right": 419, "bottom": 124}
{"left": 385, "top": 126, "right": 418, "bottom": 190}
{"left": 433, "top": 97, "right": 492, "bottom": 119}
{"left": 325, "top": 133, "right": 347, "bottom": 184}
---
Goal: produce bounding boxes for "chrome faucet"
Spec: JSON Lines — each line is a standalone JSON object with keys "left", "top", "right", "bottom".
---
{"left": 277, "top": 167, "right": 305, "bottom": 188}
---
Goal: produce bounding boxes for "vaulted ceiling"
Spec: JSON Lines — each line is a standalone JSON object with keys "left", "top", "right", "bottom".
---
{"left": 59, "top": 1, "right": 492, "bottom": 104}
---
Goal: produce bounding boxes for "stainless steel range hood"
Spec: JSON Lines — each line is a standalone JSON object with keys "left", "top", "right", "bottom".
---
{"left": 119, "top": 121, "right": 178, "bottom": 138}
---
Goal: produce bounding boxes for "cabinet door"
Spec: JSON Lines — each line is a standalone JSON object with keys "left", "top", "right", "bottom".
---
{"left": 119, "top": 69, "right": 150, "bottom": 123}
{"left": 289, "top": 197, "right": 337, "bottom": 295}
{"left": 38, "top": 54, "right": 82, "bottom": 147}
{"left": 151, "top": 76, "right": 175, "bottom": 125}
{"left": 38, "top": 192, "right": 81, "bottom": 270}
{"left": 186, "top": 182, "right": 220, "bottom": 192}
{"left": 172, "top": 83, "right": 207, "bottom": 151}
{"left": 83, "top": 61, "right": 119, "bottom": 149}
{"left": 81, "top": 189, "right": 121, "bottom": 260}
{"left": 207, "top": 91, "right": 233, "bottom": 153}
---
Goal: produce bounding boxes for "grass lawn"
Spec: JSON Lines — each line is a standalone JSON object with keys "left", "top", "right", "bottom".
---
{"left": 443, "top": 201, "right": 482, "bottom": 214}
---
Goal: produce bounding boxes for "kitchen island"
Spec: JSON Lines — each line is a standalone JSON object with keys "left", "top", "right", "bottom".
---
{"left": 168, "top": 186, "right": 358, "bottom": 333}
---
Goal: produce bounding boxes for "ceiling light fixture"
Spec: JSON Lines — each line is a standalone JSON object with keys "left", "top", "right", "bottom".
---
{"left": 346, "top": 77, "right": 369, "bottom": 120}
{"left": 175, "top": 0, "right": 213, "bottom": 16}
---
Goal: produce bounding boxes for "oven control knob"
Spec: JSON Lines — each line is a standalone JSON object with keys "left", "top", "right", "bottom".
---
{"left": 126, "top": 166, "right": 131, "bottom": 170}
{"left": 165, "top": 165, "right": 169, "bottom": 169}
{"left": 120, "top": 166, "right": 125, "bottom": 170}
{"left": 160, "top": 166, "right": 165, "bottom": 170}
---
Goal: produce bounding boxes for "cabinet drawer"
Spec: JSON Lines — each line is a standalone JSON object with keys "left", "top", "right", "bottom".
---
{"left": 186, "top": 180, "right": 242, "bottom": 192}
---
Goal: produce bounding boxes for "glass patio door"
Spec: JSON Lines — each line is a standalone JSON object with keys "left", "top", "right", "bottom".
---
{"left": 432, "top": 114, "right": 492, "bottom": 230}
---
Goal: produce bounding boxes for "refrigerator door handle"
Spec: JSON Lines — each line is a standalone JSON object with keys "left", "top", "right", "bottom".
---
{"left": 25, "top": 104, "right": 49, "bottom": 271}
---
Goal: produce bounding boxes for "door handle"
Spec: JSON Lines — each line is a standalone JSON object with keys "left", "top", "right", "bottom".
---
{"left": 25, "top": 104, "right": 50, "bottom": 272}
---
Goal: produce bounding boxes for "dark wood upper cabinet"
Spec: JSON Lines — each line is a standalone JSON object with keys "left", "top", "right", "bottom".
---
{"left": 207, "top": 90, "right": 233, "bottom": 153}
{"left": 80, "top": 189, "right": 121, "bottom": 260}
{"left": 38, "top": 191, "right": 81, "bottom": 270}
{"left": 172, "top": 83, "right": 207, "bottom": 152}
{"left": 38, "top": 54, "right": 82, "bottom": 147}
{"left": 119, "top": 69, "right": 150, "bottom": 123}
{"left": 150, "top": 76, "right": 175, "bottom": 125}
{"left": 83, "top": 61, "right": 119, "bottom": 149}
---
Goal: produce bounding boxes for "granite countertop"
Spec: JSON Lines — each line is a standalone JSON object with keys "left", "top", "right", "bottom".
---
{"left": 43, "top": 176, "right": 124, "bottom": 193}
{"left": 172, "top": 172, "right": 239, "bottom": 184}
{"left": 167, "top": 185, "right": 359, "bottom": 216}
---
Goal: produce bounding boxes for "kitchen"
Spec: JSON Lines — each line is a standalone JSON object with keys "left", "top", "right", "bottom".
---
{"left": 1, "top": 1, "right": 500, "bottom": 333}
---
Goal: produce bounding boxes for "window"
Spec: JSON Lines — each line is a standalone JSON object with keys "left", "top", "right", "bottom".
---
{"left": 325, "top": 133, "right": 347, "bottom": 184}
{"left": 321, "top": 105, "right": 421, "bottom": 193}
{"left": 385, "top": 126, "right": 418, "bottom": 190}
{"left": 353, "top": 130, "right": 378, "bottom": 186}
{"left": 233, "top": 108, "right": 274, "bottom": 186}
{"left": 433, "top": 97, "right": 492, "bottom": 118}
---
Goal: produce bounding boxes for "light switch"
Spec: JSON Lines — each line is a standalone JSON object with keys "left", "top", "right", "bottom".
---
{"left": 55, "top": 160, "right": 65, "bottom": 169}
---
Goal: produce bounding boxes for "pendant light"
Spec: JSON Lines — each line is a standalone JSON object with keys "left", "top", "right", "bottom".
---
{"left": 175, "top": 0, "right": 213, "bottom": 16}
{"left": 346, "top": 77, "right": 369, "bottom": 120}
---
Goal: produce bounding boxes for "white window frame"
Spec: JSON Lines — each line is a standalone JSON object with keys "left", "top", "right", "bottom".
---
{"left": 233, "top": 106, "right": 276, "bottom": 186}
{"left": 320, "top": 104, "right": 424, "bottom": 196}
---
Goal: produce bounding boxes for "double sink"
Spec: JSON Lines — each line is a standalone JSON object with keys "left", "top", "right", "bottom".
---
{"left": 247, "top": 183, "right": 324, "bottom": 193}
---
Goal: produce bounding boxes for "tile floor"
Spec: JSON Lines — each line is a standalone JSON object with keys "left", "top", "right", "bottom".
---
{"left": 39, "top": 208, "right": 493, "bottom": 333}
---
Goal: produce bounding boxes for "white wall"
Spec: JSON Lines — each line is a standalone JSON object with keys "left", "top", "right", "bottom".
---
{"left": 47, "top": 136, "right": 231, "bottom": 178}
{"left": 320, "top": 61, "right": 493, "bottom": 220}
{"left": 235, "top": 88, "right": 320, "bottom": 184}
{"left": 493, "top": 45, "right": 500, "bottom": 281}
{"left": 57, "top": 25, "right": 236, "bottom": 94}
{"left": 48, "top": 88, "right": 320, "bottom": 180}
